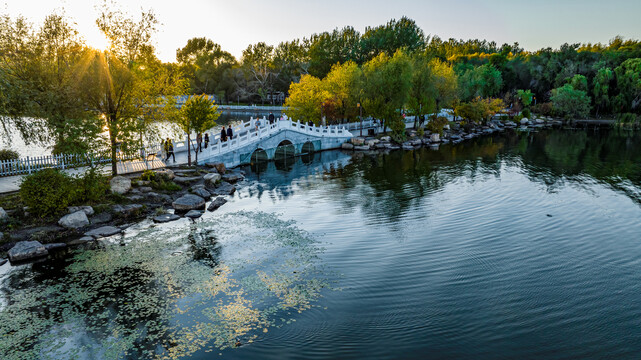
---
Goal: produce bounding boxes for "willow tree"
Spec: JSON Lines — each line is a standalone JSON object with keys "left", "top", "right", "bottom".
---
{"left": 407, "top": 55, "right": 436, "bottom": 128}
{"left": 178, "top": 95, "right": 220, "bottom": 166}
{"left": 81, "top": 3, "right": 186, "bottom": 175}
{"left": 362, "top": 50, "right": 412, "bottom": 138}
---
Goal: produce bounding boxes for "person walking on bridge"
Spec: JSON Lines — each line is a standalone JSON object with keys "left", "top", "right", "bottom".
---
{"left": 164, "top": 138, "right": 175, "bottom": 162}
{"left": 204, "top": 133, "right": 209, "bottom": 148}
{"left": 227, "top": 126, "right": 233, "bottom": 140}
{"left": 220, "top": 126, "right": 228, "bottom": 142}
{"left": 268, "top": 112, "right": 275, "bottom": 124}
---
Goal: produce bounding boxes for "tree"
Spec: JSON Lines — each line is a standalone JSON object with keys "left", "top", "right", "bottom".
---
{"left": 273, "top": 39, "right": 310, "bottom": 94}
{"left": 178, "top": 95, "right": 220, "bottom": 166}
{"left": 360, "top": 17, "right": 426, "bottom": 62}
{"left": 85, "top": 2, "right": 186, "bottom": 175}
{"left": 569, "top": 74, "right": 588, "bottom": 92}
{"left": 308, "top": 26, "right": 361, "bottom": 78}
{"left": 323, "top": 61, "right": 363, "bottom": 123}
{"left": 407, "top": 55, "right": 436, "bottom": 128}
{"left": 430, "top": 59, "right": 458, "bottom": 114}
{"left": 614, "top": 58, "right": 641, "bottom": 114}
{"left": 284, "top": 74, "right": 330, "bottom": 124}
{"left": 458, "top": 64, "right": 502, "bottom": 101}
{"left": 455, "top": 97, "right": 504, "bottom": 124}
{"left": 241, "top": 42, "right": 278, "bottom": 104}
{"left": 362, "top": 51, "right": 412, "bottom": 137}
{"left": 551, "top": 84, "right": 591, "bottom": 119}
{"left": 176, "top": 37, "right": 237, "bottom": 95}
{"left": 593, "top": 67, "right": 613, "bottom": 116}
{"left": 516, "top": 89, "right": 533, "bottom": 108}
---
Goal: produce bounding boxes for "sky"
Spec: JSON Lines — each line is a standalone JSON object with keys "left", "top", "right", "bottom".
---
{"left": 2, "top": 0, "right": 640, "bottom": 62}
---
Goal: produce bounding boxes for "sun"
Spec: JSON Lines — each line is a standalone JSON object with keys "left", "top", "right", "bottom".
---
{"left": 86, "top": 31, "right": 110, "bottom": 52}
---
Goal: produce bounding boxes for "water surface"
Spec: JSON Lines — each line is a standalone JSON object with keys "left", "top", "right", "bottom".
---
{"left": 1, "top": 129, "right": 641, "bottom": 359}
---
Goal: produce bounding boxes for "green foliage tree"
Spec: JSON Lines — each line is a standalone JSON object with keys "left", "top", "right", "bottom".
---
{"left": 458, "top": 64, "right": 502, "bottom": 101}
{"left": 308, "top": 26, "right": 361, "bottom": 79}
{"left": 569, "top": 74, "right": 588, "bottom": 92}
{"left": 178, "top": 94, "right": 220, "bottom": 165}
{"left": 362, "top": 51, "right": 412, "bottom": 137}
{"left": 430, "top": 59, "right": 458, "bottom": 114}
{"left": 593, "top": 67, "right": 613, "bottom": 116}
{"left": 455, "top": 97, "right": 504, "bottom": 124}
{"left": 284, "top": 75, "right": 330, "bottom": 124}
{"left": 407, "top": 55, "right": 436, "bottom": 128}
{"left": 614, "top": 58, "right": 641, "bottom": 114}
{"left": 176, "top": 37, "right": 237, "bottom": 96}
{"left": 324, "top": 61, "right": 363, "bottom": 122}
{"left": 241, "top": 42, "right": 278, "bottom": 104}
{"left": 360, "top": 17, "right": 426, "bottom": 61}
{"left": 551, "top": 84, "right": 591, "bottom": 119}
{"left": 516, "top": 89, "right": 533, "bottom": 108}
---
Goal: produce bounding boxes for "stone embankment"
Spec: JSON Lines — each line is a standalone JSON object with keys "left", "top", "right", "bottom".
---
{"left": 0, "top": 162, "right": 242, "bottom": 264}
{"left": 341, "top": 118, "right": 562, "bottom": 152}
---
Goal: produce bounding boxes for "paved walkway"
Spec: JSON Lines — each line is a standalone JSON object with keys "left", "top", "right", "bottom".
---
{"left": 0, "top": 156, "right": 169, "bottom": 194}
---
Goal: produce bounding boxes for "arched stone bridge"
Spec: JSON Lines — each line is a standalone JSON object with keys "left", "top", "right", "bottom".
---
{"left": 181, "top": 119, "right": 353, "bottom": 168}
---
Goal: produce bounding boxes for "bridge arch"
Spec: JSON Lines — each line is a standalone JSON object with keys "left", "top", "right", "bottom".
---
{"left": 301, "top": 141, "right": 315, "bottom": 154}
{"left": 274, "top": 139, "right": 296, "bottom": 160}
{"left": 250, "top": 147, "right": 268, "bottom": 163}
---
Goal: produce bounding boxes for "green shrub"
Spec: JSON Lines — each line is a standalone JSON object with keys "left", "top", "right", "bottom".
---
{"left": 20, "top": 168, "right": 79, "bottom": 218}
{"left": 77, "top": 168, "right": 110, "bottom": 203}
{"left": 141, "top": 170, "right": 156, "bottom": 181}
{"left": 532, "top": 102, "right": 554, "bottom": 117}
{"left": 417, "top": 127, "right": 425, "bottom": 137}
{"left": 521, "top": 108, "right": 532, "bottom": 119}
{"left": 426, "top": 116, "right": 449, "bottom": 135}
{"left": 0, "top": 149, "right": 19, "bottom": 161}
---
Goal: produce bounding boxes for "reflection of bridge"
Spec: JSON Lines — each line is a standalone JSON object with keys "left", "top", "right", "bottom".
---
{"left": 188, "top": 119, "right": 353, "bottom": 168}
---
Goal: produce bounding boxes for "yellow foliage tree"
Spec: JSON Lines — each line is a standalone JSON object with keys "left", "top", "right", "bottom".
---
{"left": 284, "top": 74, "right": 331, "bottom": 125}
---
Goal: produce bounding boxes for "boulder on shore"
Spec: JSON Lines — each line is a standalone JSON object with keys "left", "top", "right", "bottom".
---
{"left": 0, "top": 207, "right": 7, "bottom": 222}
{"left": 204, "top": 173, "right": 221, "bottom": 188}
{"left": 155, "top": 168, "right": 175, "bottom": 180}
{"left": 112, "top": 204, "right": 144, "bottom": 217}
{"left": 210, "top": 182, "right": 236, "bottom": 196}
{"left": 58, "top": 210, "right": 90, "bottom": 229}
{"left": 8, "top": 241, "right": 48, "bottom": 262}
{"left": 110, "top": 176, "right": 132, "bottom": 195}
{"left": 185, "top": 210, "right": 204, "bottom": 219}
{"left": 341, "top": 143, "right": 354, "bottom": 150}
{"left": 84, "top": 226, "right": 122, "bottom": 239}
{"left": 222, "top": 173, "right": 244, "bottom": 184}
{"left": 68, "top": 206, "right": 94, "bottom": 216}
{"left": 351, "top": 137, "right": 365, "bottom": 146}
{"left": 208, "top": 197, "right": 227, "bottom": 212}
{"left": 206, "top": 162, "right": 226, "bottom": 174}
{"left": 191, "top": 188, "right": 211, "bottom": 199}
{"left": 153, "top": 214, "right": 180, "bottom": 223}
{"left": 172, "top": 194, "right": 206, "bottom": 212}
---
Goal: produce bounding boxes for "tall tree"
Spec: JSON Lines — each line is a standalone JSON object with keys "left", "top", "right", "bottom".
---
{"left": 324, "top": 61, "right": 363, "bottom": 123}
{"left": 178, "top": 94, "right": 220, "bottom": 166}
{"left": 407, "top": 55, "right": 436, "bottom": 128}
{"left": 284, "top": 74, "right": 330, "bottom": 124}
{"left": 614, "top": 58, "right": 641, "bottom": 114}
{"left": 176, "top": 37, "right": 237, "bottom": 96}
{"left": 593, "top": 67, "right": 613, "bottom": 116}
{"left": 362, "top": 51, "right": 412, "bottom": 137}
{"left": 241, "top": 42, "right": 278, "bottom": 104}
{"left": 360, "top": 17, "right": 426, "bottom": 62}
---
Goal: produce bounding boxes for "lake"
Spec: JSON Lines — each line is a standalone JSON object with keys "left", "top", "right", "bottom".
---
{"left": 1, "top": 128, "right": 641, "bottom": 359}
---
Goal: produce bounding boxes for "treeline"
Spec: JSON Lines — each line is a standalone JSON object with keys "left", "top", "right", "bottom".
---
{"left": 1, "top": 7, "right": 641, "bottom": 171}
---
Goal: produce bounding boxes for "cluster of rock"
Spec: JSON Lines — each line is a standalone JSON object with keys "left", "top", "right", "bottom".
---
{"left": 1, "top": 162, "right": 244, "bottom": 265}
{"left": 341, "top": 118, "right": 564, "bottom": 152}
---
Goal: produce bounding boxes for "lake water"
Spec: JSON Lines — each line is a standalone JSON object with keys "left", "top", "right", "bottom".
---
{"left": 2, "top": 129, "right": 641, "bottom": 359}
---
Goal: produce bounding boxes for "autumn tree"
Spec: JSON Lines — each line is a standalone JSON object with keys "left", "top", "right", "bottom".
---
{"left": 178, "top": 95, "right": 220, "bottom": 165}
{"left": 362, "top": 51, "right": 412, "bottom": 138}
{"left": 284, "top": 75, "right": 330, "bottom": 124}
{"left": 324, "top": 61, "right": 363, "bottom": 123}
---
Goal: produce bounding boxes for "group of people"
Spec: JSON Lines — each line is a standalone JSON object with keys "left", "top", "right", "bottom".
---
{"left": 220, "top": 126, "right": 233, "bottom": 142}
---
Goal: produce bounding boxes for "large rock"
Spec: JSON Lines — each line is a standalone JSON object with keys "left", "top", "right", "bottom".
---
{"left": 354, "top": 145, "right": 370, "bottom": 151}
{"left": 211, "top": 182, "right": 236, "bottom": 196}
{"left": 366, "top": 139, "right": 380, "bottom": 147}
{"left": 155, "top": 169, "right": 175, "bottom": 180}
{"left": 191, "top": 188, "right": 211, "bottom": 199}
{"left": 221, "top": 173, "right": 244, "bottom": 184}
{"left": 44, "top": 243, "right": 66, "bottom": 251}
{"left": 8, "top": 241, "right": 48, "bottom": 262}
{"left": 185, "top": 210, "right": 204, "bottom": 219}
{"left": 341, "top": 143, "right": 354, "bottom": 150}
{"left": 173, "top": 176, "right": 202, "bottom": 184}
{"left": 172, "top": 194, "right": 206, "bottom": 212}
{"left": 138, "top": 186, "right": 153, "bottom": 193}
{"left": 380, "top": 136, "right": 392, "bottom": 142}
{"left": 520, "top": 118, "right": 529, "bottom": 125}
{"left": 430, "top": 133, "right": 441, "bottom": 143}
{"left": 90, "top": 212, "right": 113, "bottom": 224}
{"left": 351, "top": 137, "right": 365, "bottom": 146}
{"left": 145, "top": 192, "right": 173, "bottom": 204}
{"left": 110, "top": 176, "right": 132, "bottom": 195}
{"left": 112, "top": 204, "right": 144, "bottom": 217}
{"left": 153, "top": 214, "right": 180, "bottom": 223}
{"left": 207, "top": 197, "right": 227, "bottom": 212}
{"left": 67, "top": 206, "right": 95, "bottom": 216}
{"left": 58, "top": 210, "right": 90, "bottom": 229}
{"left": 204, "top": 173, "right": 222, "bottom": 188}
{"left": 206, "top": 162, "right": 226, "bottom": 174}
{"left": 85, "top": 226, "right": 122, "bottom": 239}
{"left": 0, "top": 207, "right": 7, "bottom": 222}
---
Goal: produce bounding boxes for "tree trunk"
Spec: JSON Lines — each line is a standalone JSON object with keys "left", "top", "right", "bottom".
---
{"left": 109, "top": 117, "right": 117, "bottom": 176}
{"left": 187, "top": 133, "right": 192, "bottom": 166}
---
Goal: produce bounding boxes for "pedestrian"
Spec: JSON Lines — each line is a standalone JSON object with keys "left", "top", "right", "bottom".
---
{"left": 226, "top": 125, "right": 233, "bottom": 140}
{"left": 268, "top": 112, "right": 275, "bottom": 124}
{"left": 255, "top": 118, "right": 261, "bottom": 131}
{"left": 308, "top": 120, "right": 314, "bottom": 127}
{"left": 204, "top": 133, "right": 209, "bottom": 148}
{"left": 196, "top": 132, "right": 202, "bottom": 152}
{"left": 220, "top": 126, "right": 227, "bottom": 142}
{"left": 164, "top": 138, "right": 175, "bottom": 162}
{"left": 160, "top": 138, "right": 167, "bottom": 160}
